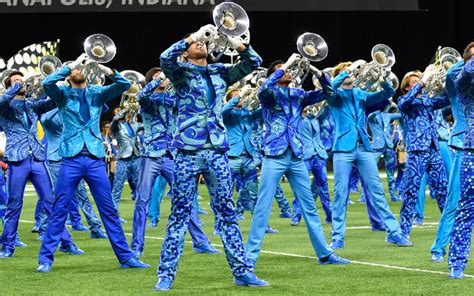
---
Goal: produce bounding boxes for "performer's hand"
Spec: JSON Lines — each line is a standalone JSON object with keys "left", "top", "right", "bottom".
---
{"left": 190, "top": 24, "right": 217, "bottom": 43}
{"left": 226, "top": 35, "right": 242, "bottom": 50}
{"left": 309, "top": 65, "right": 322, "bottom": 78}
{"left": 421, "top": 65, "right": 435, "bottom": 85}
{"left": 69, "top": 53, "right": 88, "bottom": 70}
{"left": 347, "top": 59, "right": 366, "bottom": 74}
{"left": 280, "top": 53, "right": 301, "bottom": 72}
{"left": 98, "top": 64, "right": 114, "bottom": 76}
{"left": 158, "top": 72, "right": 166, "bottom": 81}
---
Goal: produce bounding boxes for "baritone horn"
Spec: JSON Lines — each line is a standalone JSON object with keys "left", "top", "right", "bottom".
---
{"left": 207, "top": 2, "right": 250, "bottom": 61}
{"left": 83, "top": 34, "right": 116, "bottom": 85}
{"left": 423, "top": 46, "right": 462, "bottom": 97}
{"left": 40, "top": 55, "right": 62, "bottom": 76}
{"left": 120, "top": 70, "right": 145, "bottom": 118}
{"left": 352, "top": 44, "right": 396, "bottom": 90}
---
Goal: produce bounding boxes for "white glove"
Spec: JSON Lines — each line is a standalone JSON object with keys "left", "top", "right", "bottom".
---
{"left": 226, "top": 35, "right": 242, "bottom": 50}
{"left": 98, "top": 64, "right": 114, "bottom": 76}
{"left": 421, "top": 64, "right": 435, "bottom": 85}
{"left": 280, "top": 53, "right": 301, "bottom": 72}
{"left": 309, "top": 65, "right": 322, "bottom": 78}
{"left": 347, "top": 59, "right": 366, "bottom": 73}
{"left": 158, "top": 72, "right": 166, "bottom": 81}
{"left": 68, "top": 53, "right": 88, "bottom": 70}
{"left": 190, "top": 24, "right": 217, "bottom": 43}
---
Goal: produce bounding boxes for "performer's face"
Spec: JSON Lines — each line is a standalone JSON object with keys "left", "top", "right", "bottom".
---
{"left": 185, "top": 41, "right": 208, "bottom": 59}
{"left": 274, "top": 64, "right": 292, "bottom": 84}
{"left": 69, "top": 69, "right": 86, "bottom": 84}
{"left": 341, "top": 77, "right": 354, "bottom": 89}
{"left": 405, "top": 76, "right": 420, "bottom": 92}
{"left": 10, "top": 74, "right": 26, "bottom": 95}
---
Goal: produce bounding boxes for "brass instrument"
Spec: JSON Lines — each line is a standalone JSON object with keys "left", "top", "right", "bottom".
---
{"left": 82, "top": 34, "right": 116, "bottom": 85}
{"left": 239, "top": 67, "right": 267, "bottom": 111}
{"left": 352, "top": 44, "right": 396, "bottom": 90}
{"left": 120, "top": 70, "right": 145, "bottom": 119}
{"left": 423, "top": 46, "right": 462, "bottom": 97}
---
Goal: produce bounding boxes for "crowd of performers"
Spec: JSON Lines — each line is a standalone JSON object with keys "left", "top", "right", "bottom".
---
{"left": 0, "top": 22, "right": 473, "bottom": 291}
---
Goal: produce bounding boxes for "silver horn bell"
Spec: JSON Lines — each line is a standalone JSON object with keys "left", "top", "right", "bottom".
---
{"left": 297, "top": 33, "right": 328, "bottom": 62}
{"left": 84, "top": 34, "right": 116, "bottom": 64}
{"left": 213, "top": 2, "right": 249, "bottom": 37}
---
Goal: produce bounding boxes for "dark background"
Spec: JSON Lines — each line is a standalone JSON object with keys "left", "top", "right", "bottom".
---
{"left": 0, "top": 0, "right": 472, "bottom": 115}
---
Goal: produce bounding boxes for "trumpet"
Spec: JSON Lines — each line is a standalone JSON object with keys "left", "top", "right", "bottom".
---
{"left": 40, "top": 55, "right": 62, "bottom": 76}
{"left": 305, "top": 101, "right": 328, "bottom": 116}
{"left": 289, "top": 32, "right": 328, "bottom": 88}
{"left": 24, "top": 55, "right": 63, "bottom": 99}
{"left": 206, "top": 2, "right": 250, "bottom": 61}
{"left": 423, "top": 46, "right": 462, "bottom": 98}
{"left": 365, "top": 71, "right": 400, "bottom": 93}
{"left": 82, "top": 34, "right": 116, "bottom": 85}
{"left": 238, "top": 67, "right": 267, "bottom": 111}
{"left": 352, "top": 44, "right": 396, "bottom": 90}
{"left": 120, "top": 70, "right": 145, "bottom": 119}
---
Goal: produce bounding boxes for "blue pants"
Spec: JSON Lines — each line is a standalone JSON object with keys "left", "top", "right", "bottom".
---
{"left": 396, "top": 164, "right": 406, "bottom": 193}
{"left": 38, "top": 155, "right": 133, "bottom": 265}
{"left": 2, "top": 157, "right": 73, "bottom": 253}
{"left": 448, "top": 150, "right": 474, "bottom": 271}
{"left": 357, "top": 178, "right": 384, "bottom": 229}
{"left": 229, "top": 154, "right": 258, "bottom": 216}
{"left": 332, "top": 144, "right": 402, "bottom": 242}
{"left": 399, "top": 147, "right": 447, "bottom": 237}
{"left": 48, "top": 161, "right": 102, "bottom": 232}
{"left": 415, "top": 141, "right": 452, "bottom": 220}
{"left": 149, "top": 175, "right": 167, "bottom": 223}
{"left": 132, "top": 156, "right": 210, "bottom": 253}
{"left": 158, "top": 149, "right": 251, "bottom": 282}
{"left": 111, "top": 156, "right": 140, "bottom": 210}
{"left": 431, "top": 149, "right": 462, "bottom": 255}
{"left": 293, "top": 156, "right": 332, "bottom": 224}
{"left": 0, "top": 173, "right": 7, "bottom": 218}
{"left": 247, "top": 149, "right": 332, "bottom": 262}
{"left": 349, "top": 166, "right": 360, "bottom": 193}
{"left": 374, "top": 148, "right": 397, "bottom": 200}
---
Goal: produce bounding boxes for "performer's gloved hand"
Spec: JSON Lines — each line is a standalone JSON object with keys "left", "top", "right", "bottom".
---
{"left": 309, "top": 65, "right": 322, "bottom": 78}
{"left": 158, "top": 71, "right": 166, "bottom": 82}
{"left": 346, "top": 59, "right": 366, "bottom": 74}
{"left": 280, "top": 53, "right": 301, "bottom": 72}
{"left": 421, "top": 65, "right": 435, "bottom": 85}
{"left": 98, "top": 64, "right": 114, "bottom": 77}
{"left": 190, "top": 24, "right": 217, "bottom": 43}
{"left": 226, "top": 35, "right": 242, "bottom": 50}
{"left": 68, "top": 53, "right": 88, "bottom": 70}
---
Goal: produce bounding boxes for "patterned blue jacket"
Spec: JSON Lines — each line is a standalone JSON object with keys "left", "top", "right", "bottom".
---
{"left": 40, "top": 108, "right": 62, "bottom": 161}
{"left": 160, "top": 39, "right": 262, "bottom": 153}
{"left": 222, "top": 97, "right": 262, "bottom": 157}
{"left": 329, "top": 71, "right": 395, "bottom": 152}
{"left": 137, "top": 79, "right": 176, "bottom": 158}
{"left": 320, "top": 113, "right": 335, "bottom": 151}
{"left": 367, "top": 111, "right": 401, "bottom": 151}
{"left": 456, "top": 57, "right": 474, "bottom": 149}
{"left": 110, "top": 110, "right": 143, "bottom": 159}
{"left": 301, "top": 106, "right": 329, "bottom": 160}
{"left": 43, "top": 66, "right": 131, "bottom": 158}
{"left": 398, "top": 83, "right": 450, "bottom": 152}
{"left": 0, "top": 83, "right": 56, "bottom": 162}
{"left": 259, "top": 69, "right": 334, "bottom": 158}
{"left": 446, "top": 60, "right": 466, "bottom": 149}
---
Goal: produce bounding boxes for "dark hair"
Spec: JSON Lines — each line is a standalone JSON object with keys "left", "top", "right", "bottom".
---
{"left": 4, "top": 70, "right": 23, "bottom": 89}
{"left": 145, "top": 67, "right": 161, "bottom": 83}
{"left": 463, "top": 42, "right": 474, "bottom": 62}
{"left": 267, "top": 60, "right": 285, "bottom": 77}
{"left": 442, "top": 107, "right": 452, "bottom": 119}
{"left": 101, "top": 120, "right": 110, "bottom": 129}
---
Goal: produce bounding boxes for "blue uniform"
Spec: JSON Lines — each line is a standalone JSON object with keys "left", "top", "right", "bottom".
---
{"left": 0, "top": 83, "right": 77, "bottom": 255}
{"left": 397, "top": 81, "right": 449, "bottom": 237}
{"left": 329, "top": 70, "right": 401, "bottom": 244}
{"left": 40, "top": 108, "right": 103, "bottom": 234}
{"left": 38, "top": 66, "right": 135, "bottom": 265}
{"left": 157, "top": 39, "right": 262, "bottom": 283}
{"left": 246, "top": 69, "right": 334, "bottom": 263}
{"left": 431, "top": 60, "right": 466, "bottom": 257}
{"left": 448, "top": 57, "right": 474, "bottom": 272}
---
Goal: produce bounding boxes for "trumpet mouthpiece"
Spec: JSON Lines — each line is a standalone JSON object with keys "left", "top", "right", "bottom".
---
{"left": 92, "top": 46, "right": 106, "bottom": 58}
{"left": 374, "top": 52, "right": 387, "bottom": 65}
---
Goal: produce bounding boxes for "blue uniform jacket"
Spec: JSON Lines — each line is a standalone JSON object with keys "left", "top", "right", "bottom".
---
{"left": 137, "top": 79, "right": 176, "bottom": 158}
{"left": 328, "top": 71, "right": 395, "bottom": 152}
{"left": 222, "top": 97, "right": 262, "bottom": 157}
{"left": 110, "top": 110, "right": 143, "bottom": 159}
{"left": 398, "top": 82, "right": 450, "bottom": 152}
{"left": 42, "top": 66, "right": 131, "bottom": 158}
{"left": 160, "top": 39, "right": 262, "bottom": 153}
{"left": 367, "top": 111, "right": 401, "bottom": 151}
{"left": 446, "top": 60, "right": 466, "bottom": 149}
{"left": 456, "top": 57, "right": 474, "bottom": 149}
{"left": 40, "top": 108, "right": 63, "bottom": 161}
{"left": 301, "top": 106, "right": 330, "bottom": 160}
{"left": 0, "top": 83, "right": 56, "bottom": 162}
{"left": 258, "top": 69, "right": 334, "bottom": 158}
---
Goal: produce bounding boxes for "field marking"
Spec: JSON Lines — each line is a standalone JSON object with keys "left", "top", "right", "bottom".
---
{"left": 17, "top": 220, "right": 470, "bottom": 278}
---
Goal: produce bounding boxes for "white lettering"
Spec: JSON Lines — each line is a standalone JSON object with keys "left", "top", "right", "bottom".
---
{"left": 0, "top": 0, "right": 13, "bottom": 6}
{"left": 61, "top": 0, "right": 76, "bottom": 5}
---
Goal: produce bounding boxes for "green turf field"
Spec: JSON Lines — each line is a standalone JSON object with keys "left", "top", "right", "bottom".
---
{"left": 0, "top": 177, "right": 472, "bottom": 295}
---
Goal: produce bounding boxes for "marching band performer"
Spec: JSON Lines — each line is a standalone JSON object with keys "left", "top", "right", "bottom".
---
{"left": 431, "top": 43, "right": 474, "bottom": 263}
{"left": 246, "top": 55, "right": 349, "bottom": 267}
{"left": 448, "top": 48, "right": 474, "bottom": 279}
{"left": 131, "top": 67, "right": 219, "bottom": 258}
{"left": 40, "top": 107, "right": 107, "bottom": 239}
{"left": 0, "top": 71, "right": 78, "bottom": 258}
{"left": 155, "top": 24, "right": 268, "bottom": 291}
{"left": 397, "top": 69, "right": 449, "bottom": 240}
{"left": 328, "top": 61, "right": 410, "bottom": 248}
{"left": 37, "top": 54, "right": 149, "bottom": 272}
